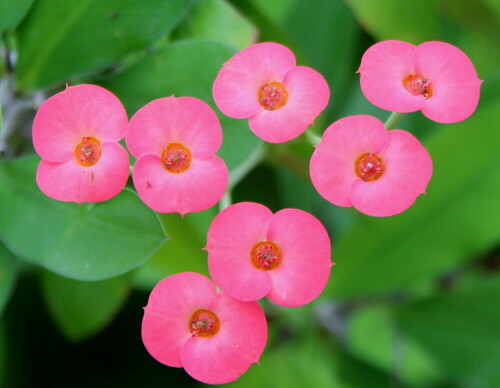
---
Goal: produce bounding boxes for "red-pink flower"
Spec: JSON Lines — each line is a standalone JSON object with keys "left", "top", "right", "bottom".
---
{"left": 206, "top": 202, "right": 332, "bottom": 307}
{"left": 126, "top": 96, "right": 228, "bottom": 215}
{"left": 142, "top": 272, "right": 267, "bottom": 385}
{"left": 33, "top": 84, "right": 129, "bottom": 203}
{"left": 310, "top": 115, "right": 433, "bottom": 217}
{"left": 213, "top": 42, "right": 330, "bottom": 143}
{"left": 358, "top": 40, "right": 481, "bottom": 123}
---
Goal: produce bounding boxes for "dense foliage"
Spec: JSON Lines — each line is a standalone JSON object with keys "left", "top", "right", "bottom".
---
{"left": 0, "top": 0, "right": 499, "bottom": 386}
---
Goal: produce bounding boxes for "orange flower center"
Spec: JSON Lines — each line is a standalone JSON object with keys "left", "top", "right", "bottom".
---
{"left": 189, "top": 309, "right": 220, "bottom": 337}
{"left": 75, "top": 136, "right": 101, "bottom": 167}
{"left": 161, "top": 143, "right": 191, "bottom": 173}
{"left": 251, "top": 240, "right": 282, "bottom": 270}
{"left": 259, "top": 82, "right": 288, "bottom": 111}
{"left": 403, "top": 74, "right": 433, "bottom": 99}
{"left": 355, "top": 153, "right": 385, "bottom": 181}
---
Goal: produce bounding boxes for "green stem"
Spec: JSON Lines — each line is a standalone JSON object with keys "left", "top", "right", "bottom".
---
{"left": 384, "top": 112, "right": 405, "bottom": 130}
{"left": 219, "top": 190, "right": 232, "bottom": 211}
{"left": 305, "top": 127, "right": 322, "bottom": 146}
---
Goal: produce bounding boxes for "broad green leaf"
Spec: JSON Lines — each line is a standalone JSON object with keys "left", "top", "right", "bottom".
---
{"left": 347, "top": 305, "right": 444, "bottom": 387}
{"left": 133, "top": 208, "right": 215, "bottom": 290}
{"left": 174, "top": 0, "right": 256, "bottom": 49}
{"left": 394, "top": 277, "right": 500, "bottom": 387}
{"left": 0, "top": 241, "right": 19, "bottom": 317}
{"left": 15, "top": 0, "right": 195, "bottom": 91}
{"left": 328, "top": 103, "right": 500, "bottom": 298}
{"left": 345, "top": 0, "right": 439, "bottom": 43}
{"left": 0, "top": 157, "right": 167, "bottom": 281}
{"left": 101, "top": 39, "right": 262, "bottom": 172}
{"left": 0, "top": 0, "right": 34, "bottom": 32}
{"left": 41, "top": 269, "right": 130, "bottom": 341}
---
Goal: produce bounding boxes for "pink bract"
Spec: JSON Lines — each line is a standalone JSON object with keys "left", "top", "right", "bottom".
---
{"left": 358, "top": 40, "right": 482, "bottom": 123}
{"left": 142, "top": 272, "right": 267, "bottom": 385}
{"left": 206, "top": 202, "right": 333, "bottom": 307}
{"left": 213, "top": 42, "right": 330, "bottom": 143}
{"left": 33, "top": 84, "right": 129, "bottom": 203}
{"left": 126, "top": 96, "right": 229, "bottom": 215}
{"left": 310, "top": 115, "right": 433, "bottom": 217}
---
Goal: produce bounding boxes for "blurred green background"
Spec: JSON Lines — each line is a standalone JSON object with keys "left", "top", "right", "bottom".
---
{"left": 0, "top": 0, "right": 499, "bottom": 387}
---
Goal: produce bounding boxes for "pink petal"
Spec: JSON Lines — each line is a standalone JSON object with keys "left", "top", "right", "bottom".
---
{"left": 248, "top": 66, "right": 330, "bottom": 143}
{"left": 33, "top": 84, "right": 128, "bottom": 162}
{"left": 142, "top": 272, "right": 219, "bottom": 368}
{"left": 207, "top": 202, "right": 273, "bottom": 301}
{"left": 180, "top": 292, "right": 267, "bottom": 384}
{"left": 133, "top": 154, "right": 228, "bottom": 215}
{"left": 213, "top": 42, "right": 296, "bottom": 119}
{"left": 36, "top": 142, "right": 129, "bottom": 203}
{"left": 265, "top": 209, "right": 332, "bottom": 307}
{"left": 310, "top": 115, "right": 388, "bottom": 207}
{"left": 358, "top": 40, "right": 425, "bottom": 113}
{"left": 126, "top": 96, "right": 222, "bottom": 159}
{"left": 413, "top": 41, "right": 482, "bottom": 123}
{"left": 350, "top": 130, "right": 433, "bottom": 217}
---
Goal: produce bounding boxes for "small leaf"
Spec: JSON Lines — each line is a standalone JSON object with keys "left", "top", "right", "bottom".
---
{"left": 174, "top": 0, "right": 256, "bottom": 49}
{"left": 101, "top": 39, "right": 262, "bottom": 173}
{"left": 328, "top": 103, "right": 500, "bottom": 298}
{"left": 41, "top": 269, "right": 130, "bottom": 341}
{"left": 0, "top": 157, "right": 167, "bottom": 281}
{"left": 0, "top": 241, "right": 19, "bottom": 316}
{"left": 15, "top": 0, "right": 195, "bottom": 90}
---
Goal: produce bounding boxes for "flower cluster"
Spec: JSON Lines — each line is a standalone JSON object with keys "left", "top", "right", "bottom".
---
{"left": 32, "top": 39, "right": 480, "bottom": 384}
{"left": 33, "top": 86, "right": 228, "bottom": 214}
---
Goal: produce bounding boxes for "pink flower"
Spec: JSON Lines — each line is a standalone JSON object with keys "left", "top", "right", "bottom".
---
{"left": 126, "top": 96, "right": 229, "bottom": 215}
{"left": 206, "top": 202, "right": 332, "bottom": 307}
{"left": 33, "top": 84, "right": 129, "bottom": 203}
{"left": 358, "top": 40, "right": 481, "bottom": 123}
{"left": 141, "top": 272, "right": 267, "bottom": 385}
{"left": 310, "top": 115, "right": 433, "bottom": 217}
{"left": 213, "top": 42, "right": 330, "bottom": 143}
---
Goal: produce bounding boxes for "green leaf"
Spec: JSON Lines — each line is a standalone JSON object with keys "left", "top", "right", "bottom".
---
{"left": 0, "top": 157, "right": 167, "bottom": 281}
{"left": 347, "top": 305, "right": 444, "bottom": 386}
{"left": 345, "top": 0, "right": 439, "bottom": 43}
{"left": 0, "top": 0, "right": 34, "bottom": 32}
{"left": 328, "top": 102, "right": 500, "bottom": 299}
{"left": 174, "top": 0, "right": 256, "bottom": 49}
{"left": 41, "top": 269, "right": 130, "bottom": 341}
{"left": 223, "top": 338, "right": 352, "bottom": 388}
{"left": 133, "top": 208, "right": 215, "bottom": 290}
{"left": 394, "top": 277, "right": 500, "bottom": 387}
{"left": 0, "top": 241, "right": 19, "bottom": 316}
{"left": 15, "top": 0, "right": 195, "bottom": 91}
{"left": 101, "top": 39, "right": 262, "bottom": 172}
